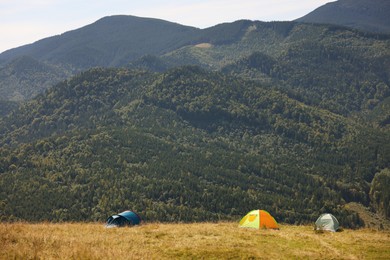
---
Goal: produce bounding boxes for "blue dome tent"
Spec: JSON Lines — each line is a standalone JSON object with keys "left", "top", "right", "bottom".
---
{"left": 106, "top": 210, "right": 141, "bottom": 227}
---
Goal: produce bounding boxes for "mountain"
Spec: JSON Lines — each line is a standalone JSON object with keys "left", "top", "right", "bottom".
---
{"left": 164, "top": 21, "right": 390, "bottom": 118}
{"left": 0, "top": 15, "right": 199, "bottom": 69}
{"left": 0, "top": 15, "right": 201, "bottom": 101}
{"left": 296, "top": 0, "right": 390, "bottom": 34}
{"left": 2, "top": 17, "right": 390, "bottom": 109}
{"left": 0, "top": 66, "right": 389, "bottom": 225}
{"left": 2, "top": 0, "right": 390, "bottom": 102}
{"left": 0, "top": 14, "right": 389, "bottom": 225}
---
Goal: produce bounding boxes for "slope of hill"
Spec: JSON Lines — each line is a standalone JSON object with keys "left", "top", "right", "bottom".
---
{"left": 0, "top": 56, "right": 71, "bottom": 101}
{"left": 165, "top": 21, "right": 390, "bottom": 116}
{"left": 0, "top": 15, "right": 200, "bottom": 68}
{"left": 0, "top": 101, "right": 18, "bottom": 117}
{"left": 0, "top": 13, "right": 389, "bottom": 226}
{"left": 0, "top": 15, "right": 202, "bottom": 101}
{"left": 296, "top": 0, "right": 390, "bottom": 34}
{"left": 1, "top": 16, "right": 389, "bottom": 105}
{"left": 0, "top": 67, "right": 389, "bottom": 225}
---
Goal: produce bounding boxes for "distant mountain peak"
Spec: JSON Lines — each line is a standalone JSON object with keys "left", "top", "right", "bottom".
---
{"left": 296, "top": 0, "right": 390, "bottom": 34}
{"left": 0, "top": 15, "right": 200, "bottom": 68}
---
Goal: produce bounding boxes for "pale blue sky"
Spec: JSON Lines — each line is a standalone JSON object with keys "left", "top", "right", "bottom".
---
{"left": 0, "top": 0, "right": 333, "bottom": 53}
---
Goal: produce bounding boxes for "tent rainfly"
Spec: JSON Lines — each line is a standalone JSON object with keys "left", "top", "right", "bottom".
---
{"left": 239, "top": 210, "right": 279, "bottom": 229}
{"left": 315, "top": 213, "right": 339, "bottom": 232}
{"left": 106, "top": 210, "right": 141, "bottom": 228}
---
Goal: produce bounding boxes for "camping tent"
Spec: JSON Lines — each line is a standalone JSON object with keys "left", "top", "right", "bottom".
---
{"left": 106, "top": 210, "right": 141, "bottom": 227}
{"left": 239, "top": 210, "right": 279, "bottom": 229}
{"left": 315, "top": 213, "right": 339, "bottom": 232}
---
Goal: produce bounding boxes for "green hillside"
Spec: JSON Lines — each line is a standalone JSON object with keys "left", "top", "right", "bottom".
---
{"left": 2, "top": 17, "right": 389, "bottom": 105}
{"left": 0, "top": 13, "right": 389, "bottom": 227}
{"left": 0, "top": 56, "right": 72, "bottom": 101}
{"left": 165, "top": 22, "right": 390, "bottom": 116}
{"left": 0, "top": 100, "right": 18, "bottom": 117}
{"left": 1, "top": 67, "right": 389, "bottom": 226}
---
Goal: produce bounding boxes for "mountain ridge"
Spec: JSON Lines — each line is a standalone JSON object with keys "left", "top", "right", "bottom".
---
{"left": 0, "top": 15, "right": 200, "bottom": 68}
{"left": 296, "top": 0, "right": 390, "bottom": 34}
{"left": 1, "top": 4, "right": 390, "bottom": 102}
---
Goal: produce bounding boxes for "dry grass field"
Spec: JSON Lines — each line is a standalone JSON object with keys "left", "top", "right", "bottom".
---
{"left": 1, "top": 222, "right": 389, "bottom": 259}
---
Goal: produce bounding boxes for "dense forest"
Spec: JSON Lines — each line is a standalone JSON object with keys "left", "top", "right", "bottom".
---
{"left": 0, "top": 66, "right": 388, "bottom": 227}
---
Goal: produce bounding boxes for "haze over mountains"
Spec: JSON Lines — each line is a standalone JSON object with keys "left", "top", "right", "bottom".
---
{"left": 0, "top": 0, "right": 389, "bottom": 226}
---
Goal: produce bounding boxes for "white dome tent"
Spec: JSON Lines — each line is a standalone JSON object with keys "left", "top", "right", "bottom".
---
{"left": 315, "top": 213, "right": 340, "bottom": 232}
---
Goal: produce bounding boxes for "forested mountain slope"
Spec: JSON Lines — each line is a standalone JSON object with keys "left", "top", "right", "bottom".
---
{"left": 2, "top": 17, "right": 389, "bottom": 105}
{"left": 0, "top": 67, "right": 389, "bottom": 226}
{"left": 0, "top": 15, "right": 201, "bottom": 101}
{"left": 164, "top": 21, "right": 390, "bottom": 117}
{"left": 296, "top": 0, "right": 390, "bottom": 34}
{"left": 0, "top": 15, "right": 199, "bottom": 68}
{"left": 0, "top": 5, "right": 389, "bottom": 226}
{"left": 0, "top": 56, "right": 71, "bottom": 102}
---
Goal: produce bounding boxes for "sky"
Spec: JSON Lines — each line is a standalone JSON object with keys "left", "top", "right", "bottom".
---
{"left": 0, "top": 0, "right": 334, "bottom": 53}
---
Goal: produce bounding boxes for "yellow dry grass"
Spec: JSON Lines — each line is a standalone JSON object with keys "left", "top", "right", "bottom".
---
{"left": 1, "top": 222, "right": 389, "bottom": 259}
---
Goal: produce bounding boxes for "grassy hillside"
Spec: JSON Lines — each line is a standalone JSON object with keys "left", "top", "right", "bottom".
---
{"left": 1, "top": 222, "right": 389, "bottom": 259}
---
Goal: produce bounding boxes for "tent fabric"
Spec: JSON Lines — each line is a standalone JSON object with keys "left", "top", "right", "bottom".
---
{"left": 315, "top": 213, "right": 339, "bottom": 232}
{"left": 106, "top": 210, "right": 141, "bottom": 227}
{"left": 239, "top": 210, "right": 279, "bottom": 229}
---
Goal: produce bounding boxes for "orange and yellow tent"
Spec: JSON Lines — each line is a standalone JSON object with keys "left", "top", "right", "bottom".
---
{"left": 239, "top": 210, "right": 279, "bottom": 229}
